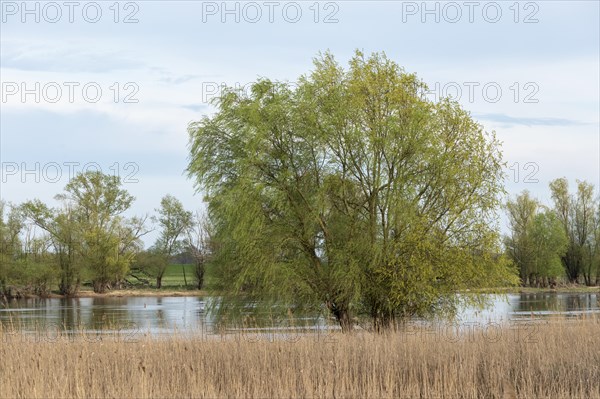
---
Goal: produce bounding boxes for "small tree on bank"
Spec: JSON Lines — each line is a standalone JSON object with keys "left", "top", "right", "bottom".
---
{"left": 504, "top": 190, "right": 569, "bottom": 287}
{"left": 22, "top": 172, "right": 148, "bottom": 294}
{"left": 0, "top": 201, "right": 24, "bottom": 298}
{"left": 549, "top": 178, "right": 599, "bottom": 285}
{"left": 151, "top": 195, "right": 193, "bottom": 289}
{"left": 21, "top": 200, "right": 82, "bottom": 295}
{"left": 60, "top": 172, "right": 138, "bottom": 293}
{"left": 186, "top": 210, "right": 213, "bottom": 290}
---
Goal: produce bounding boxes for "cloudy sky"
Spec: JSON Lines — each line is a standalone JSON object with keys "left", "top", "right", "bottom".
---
{"left": 1, "top": 0, "right": 598, "bottom": 244}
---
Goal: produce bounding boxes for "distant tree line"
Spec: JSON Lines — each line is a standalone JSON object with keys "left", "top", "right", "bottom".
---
{"left": 505, "top": 178, "right": 600, "bottom": 287}
{"left": 0, "top": 171, "right": 211, "bottom": 299}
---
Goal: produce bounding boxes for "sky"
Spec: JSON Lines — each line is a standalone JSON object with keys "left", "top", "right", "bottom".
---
{"left": 1, "top": 0, "right": 598, "bottom": 246}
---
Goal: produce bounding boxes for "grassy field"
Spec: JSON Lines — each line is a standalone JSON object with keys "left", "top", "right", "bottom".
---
{"left": 75, "top": 288, "right": 208, "bottom": 297}
{"left": 70, "top": 264, "right": 203, "bottom": 296}
{"left": 1, "top": 317, "right": 599, "bottom": 398}
{"left": 160, "top": 263, "right": 198, "bottom": 287}
{"left": 122, "top": 263, "right": 199, "bottom": 289}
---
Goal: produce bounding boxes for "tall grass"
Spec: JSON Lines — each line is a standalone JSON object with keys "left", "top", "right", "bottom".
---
{"left": 1, "top": 318, "right": 599, "bottom": 398}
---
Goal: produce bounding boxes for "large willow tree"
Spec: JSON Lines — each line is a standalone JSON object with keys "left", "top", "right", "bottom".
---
{"left": 187, "top": 51, "right": 517, "bottom": 331}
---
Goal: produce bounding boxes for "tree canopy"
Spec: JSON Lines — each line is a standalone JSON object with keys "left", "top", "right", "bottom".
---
{"left": 187, "top": 50, "right": 517, "bottom": 331}
{"left": 20, "top": 171, "right": 148, "bottom": 294}
{"left": 505, "top": 190, "right": 569, "bottom": 286}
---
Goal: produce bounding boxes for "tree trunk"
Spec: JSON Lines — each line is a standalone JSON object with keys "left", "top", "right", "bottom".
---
{"left": 0, "top": 284, "right": 6, "bottom": 303}
{"left": 327, "top": 301, "right": 352, "bottom": 333}
{"left": 195, "top": 263, "right": 204, "bottom": 290}
{"left": 59, "top": 267, "right": 76, "bottom": 296}
{"left": 59, "top": 278, "right": 78, "bottom": 296}
{"left": 373, "top": 311, "right": 395, "bottom": 333}
{"left": 156, "top": 276, "right": 162, "bottom": 289}
{"left": 564, "top": 253, "right": 580, "bottom": 283}
{"left": 368, "top": 300, "right": 396, "bottom": 332}
{"left": 338, "top": 309, "right": 353, "bottom": 333}
{"left": 93, "top": 280, "right": 109, "bottom": 294}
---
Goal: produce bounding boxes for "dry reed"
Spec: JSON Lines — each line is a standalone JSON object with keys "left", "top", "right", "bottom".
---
{"left": 1, "top": 317, "right": 599, "bottom": 398}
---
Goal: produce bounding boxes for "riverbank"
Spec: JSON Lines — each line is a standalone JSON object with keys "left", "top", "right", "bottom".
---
{"left": 1, "top": 317, "right": 598, "bottom": 398}
{"left": 75, "top": 288, "right": 209, "bottom": 298}
{"left": 71, "top": 284, "right": 600, "bottom": 299}
{"left": 469, "top": 285, "right": 600, "bottom": 295}
{"left": 4, "top": 284, "right": 598, "bottom": 301}
{"left": 0, "top": 288, "right": 209, "bottom": 301}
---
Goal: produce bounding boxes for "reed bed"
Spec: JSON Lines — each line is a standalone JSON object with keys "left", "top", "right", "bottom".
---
{"left": 1, "top": 317, "right": 599, "bottom": 398}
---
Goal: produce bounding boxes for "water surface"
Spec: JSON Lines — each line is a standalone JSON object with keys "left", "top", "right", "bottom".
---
{"left": 1, "top": 293, "right": 598, "bottom": 337}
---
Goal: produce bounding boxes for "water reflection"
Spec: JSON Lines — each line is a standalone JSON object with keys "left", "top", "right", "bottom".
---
{"left": 1, "top": 292, "right": 598, "bottom": 335}
{"left": 0, "top": 296, "right": 209, "bottom": 335}
{"left": 510, "top": 292, "right": 599, "bottom": 318}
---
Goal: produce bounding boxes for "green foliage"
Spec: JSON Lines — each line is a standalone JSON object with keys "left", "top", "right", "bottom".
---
{"left": 133, "top": 249, "right": 169, "bottom": 288}
{"left": 19, "top": 172, "right": 146, "bottom": 295}
{"left": 188, "top": 50, "right": 517, "bottom": 330}
{"left": 548, "top": 178, "right": 599, "bottom": 284}
{"left": 1, "top": 203, "right": 59, "bottom": 297}
{"left": 505, "top": 189, "right": 583, "bottom": 286}
{"left": 153, "top": 195, "right": 193, "bottom": 256}
{"left": 59, "top": 171, "right": 137, "bottom": 293}
{"left": 0, "top": 201, "right": 24, "bottom": 295}
{"left": 185, "top": 211, "right": 213, "bottom": 290}
{"left": 151, "top": 195, "right": 193, "bottom": 288}
{"left": 505, "top": 191, "right": 539, "bottom": 283}
{"left": 15, "top": 250, "right": 59, "bottom": 297}
{"left": 21, "top": 199, "right": 82, "bottom": 295}
{"left": 529, "top": 211, "right": 569, "bottom": 279}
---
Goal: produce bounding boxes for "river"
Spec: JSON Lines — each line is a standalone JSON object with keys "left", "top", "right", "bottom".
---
{"left": 1, "top": 292, "right": 598, "bottom": 339}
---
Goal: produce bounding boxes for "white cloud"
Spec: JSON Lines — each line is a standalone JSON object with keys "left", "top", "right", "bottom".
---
{"left": 1, "top": 1, "right": 598, "bottom": 247}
